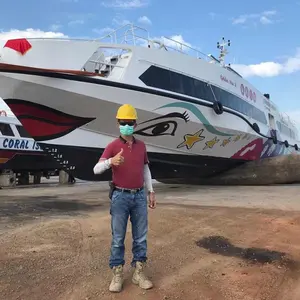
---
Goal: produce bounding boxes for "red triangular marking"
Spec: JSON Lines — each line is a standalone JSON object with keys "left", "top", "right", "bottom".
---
{"left": 4, "top": 38, "right": 32, "bottom": 55}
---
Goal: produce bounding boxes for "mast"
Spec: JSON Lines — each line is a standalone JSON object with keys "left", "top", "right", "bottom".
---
{"left": 217, "top": 37, "right": 230, "bottom": 67}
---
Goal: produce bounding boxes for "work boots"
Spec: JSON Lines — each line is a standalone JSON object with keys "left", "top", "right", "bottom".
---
{"left": 109, "top": 265, "right": 124, "bottom": 292}
{"left": 132, "top": 261, "right": 153, "bottom": 289}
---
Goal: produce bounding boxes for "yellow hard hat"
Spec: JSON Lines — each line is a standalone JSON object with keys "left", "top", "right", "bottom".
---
{"left": 116, "top": 104, "right": 138, "bottom": 120}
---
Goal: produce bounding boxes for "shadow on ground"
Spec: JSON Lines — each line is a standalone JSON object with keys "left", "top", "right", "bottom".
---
{"left": 0, "top": 195, "right": 106, "bottom": 225}
{"left": 196, "top": 235, "right": 299, "bottom": 270}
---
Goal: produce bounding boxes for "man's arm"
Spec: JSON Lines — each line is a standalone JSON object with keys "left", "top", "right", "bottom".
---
{"left": 93, "top": 158, "right": 112, "bottom": 174}
{"left": 144, "top": 163, "right": 154, "bottom": 193}
{"left": 143, "top": 143, "right": 154, "bottom": 193}
{"left": 93, "top": 143, "right": 113, "bottom": 175}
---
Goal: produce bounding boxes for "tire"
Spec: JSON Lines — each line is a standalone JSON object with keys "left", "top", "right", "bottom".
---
{"left": 252, "top": 123, "right": 260, "bottom": 133}
{"left": 213, "top": 101, "right": 223, "bottom": 115}
{"left": 284, "top": 140, "right": 289, "bottom": 148}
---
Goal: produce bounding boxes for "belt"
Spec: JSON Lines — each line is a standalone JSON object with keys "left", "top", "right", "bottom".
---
{"left": 114, "top": 186, "right": 144, "bottom": 194}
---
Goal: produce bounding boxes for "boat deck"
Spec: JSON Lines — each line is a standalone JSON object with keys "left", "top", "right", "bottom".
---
{"left": 1, "top": 181, "right": 300, "bottom": 300}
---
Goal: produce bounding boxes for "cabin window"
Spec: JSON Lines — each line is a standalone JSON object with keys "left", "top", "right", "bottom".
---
{"left": 276, "top": 121, "right": 295, "bottom": 139}
{"left": 16, "top": 125, "right": 31, "bottom": 138}
{"left": 0, "top": 122, "right": 14, "bottom": 136}
{"left": 139, "top": 65, "right": 268, "bottom": 125}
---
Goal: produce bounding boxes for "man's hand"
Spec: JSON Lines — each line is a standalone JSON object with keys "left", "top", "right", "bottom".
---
{"left": 148, "top": 192, "right": 156, "bottom": 209}
{"left": 111, "top": 148, "right": 124, "bottom": 166}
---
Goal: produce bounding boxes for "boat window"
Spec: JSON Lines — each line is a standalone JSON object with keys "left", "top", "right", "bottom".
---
{"left": 0, "top": 122, "right": 14, "bottom": 136}
{"left": 139, "top": 65, "right": 268, "bottom": 125}
{"left": 16, "top": 125, "right": 31, "bottom": 138}
{"left": 276, "top": 121, "right": 295, "bottom": 139}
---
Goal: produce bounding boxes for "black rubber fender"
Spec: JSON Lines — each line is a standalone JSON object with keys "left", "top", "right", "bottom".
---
{"left": 284, "top": 140, "right": 289, "bottom": 148}
{"left": 252, "top": 123, "right": 260, "bottom": 133}
{"left": 295, "top": 144, "right": 299, "bottom": 151}
{"left": 212, "top": 101, "right": 223, "bottom": 115}
{"left": 272, "top": 135, "right": 278, "bottom": 144}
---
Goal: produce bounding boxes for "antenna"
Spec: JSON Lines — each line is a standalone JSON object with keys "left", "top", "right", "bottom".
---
{"left": 217, "top": 37, "right": 230, "bottom": 66}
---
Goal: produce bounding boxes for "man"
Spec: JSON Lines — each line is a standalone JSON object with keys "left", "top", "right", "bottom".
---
{"left": 93, "top": 104, "right": 156, "bottom": 293}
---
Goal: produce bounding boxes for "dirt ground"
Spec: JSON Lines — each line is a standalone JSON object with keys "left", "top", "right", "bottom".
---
{"left": 1, "top": 182, "right": 300, "bottom": 300}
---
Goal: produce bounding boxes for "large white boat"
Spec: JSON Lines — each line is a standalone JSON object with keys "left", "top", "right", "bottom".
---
{"left": 0, "top": 24, "right": 298, "bottom": 182}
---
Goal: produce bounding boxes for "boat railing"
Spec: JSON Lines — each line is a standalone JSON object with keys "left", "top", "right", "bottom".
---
{"left": 281, "top": 112, "right": 298, "bottom": 128}
{"left": 97, "top": 23, "right": 216, "bottom": 63}
{"left": 264, "top": 97, "right": 298, "bottom": 129}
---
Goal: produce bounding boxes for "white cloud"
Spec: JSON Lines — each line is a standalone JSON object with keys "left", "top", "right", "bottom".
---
{"left": 93, "top": 27, "right": 114, "bottom": 36}
{"left": 66, "top": 13, "right": 94, "bottom": 26}
{"left": 68, "top": 19, "right": 85, "bottom": 26}
{"left": 102, "top": 0, "right": 149, "bottom": 9}
{"left": 112, "top": 15, "right": 130, "bottom": 26}
{"left": 209, "top": 12, "right": 217, "bottom": 20}
{"left": 49, "top": 24, "right": 62, "bottom": 31}
{"left": 0, "top": 28, "right": 67, "bottom": 44}
{"left": 231, "top": 48, "right": 300, "bottom": 78}
{"left": 260, "top": 16, "right": 272, "bottom": 24}
{"left": 232, "top": 10, "right": 278, "bottom": 25}
{"left": 162, "top": 35, "right": 192, "bottom": 50}
{"left": 138, "top": 34, "right": 192, "bottom": 52}
{"left": 138, "top": 16, "right": 152, "bottom": 25}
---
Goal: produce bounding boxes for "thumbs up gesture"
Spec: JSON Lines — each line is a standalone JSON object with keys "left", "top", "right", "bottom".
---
{"left": 111, "top": 148, "right": 124, "bottom": 166}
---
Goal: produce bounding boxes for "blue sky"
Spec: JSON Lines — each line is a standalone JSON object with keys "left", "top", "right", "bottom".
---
{"left": 0, "top": 0, "right": 300, "bottom": 123}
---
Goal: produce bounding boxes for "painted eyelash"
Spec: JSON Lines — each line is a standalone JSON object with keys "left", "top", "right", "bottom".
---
{"left": 182, "top": 111, "right": 190, "bottom": 122}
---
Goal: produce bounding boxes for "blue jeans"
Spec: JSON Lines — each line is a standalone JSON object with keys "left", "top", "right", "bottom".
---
{"left": 109, "top": 188, "right": 148, "bottom": 269}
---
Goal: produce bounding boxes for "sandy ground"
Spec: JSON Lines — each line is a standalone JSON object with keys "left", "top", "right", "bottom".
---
{"left": 1, "top": 182, "right": 300, "bottom": 300}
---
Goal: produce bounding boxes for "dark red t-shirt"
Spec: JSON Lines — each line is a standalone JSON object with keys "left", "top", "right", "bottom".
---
{"left": 100, "top": 136, "right": 149, "bottom": 189}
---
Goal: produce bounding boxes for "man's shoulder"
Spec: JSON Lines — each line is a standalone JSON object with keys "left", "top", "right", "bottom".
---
{"left": 134, "top": 137, "right": 145, "bottom": 145}
{"left": 107, "top": 138, "right": 123, "bottom": 147}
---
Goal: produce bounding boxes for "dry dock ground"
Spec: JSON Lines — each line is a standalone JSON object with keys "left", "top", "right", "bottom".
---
{"left": 1, "top": 182, "right": 300, "bottom": 300}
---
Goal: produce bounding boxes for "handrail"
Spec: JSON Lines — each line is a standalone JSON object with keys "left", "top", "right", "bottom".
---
{"left": 88, "top": 60, "right": 124, "bottom": 68}
{"left": 97, "top": 23, "right": 213, "bottom": 62}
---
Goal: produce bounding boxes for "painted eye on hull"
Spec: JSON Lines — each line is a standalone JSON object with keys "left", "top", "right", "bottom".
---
{"left": 135, "top": 121, "right": 178, "bottom": 136}
{"left": 134, "top": 111, "right": 189, "bottom": 137}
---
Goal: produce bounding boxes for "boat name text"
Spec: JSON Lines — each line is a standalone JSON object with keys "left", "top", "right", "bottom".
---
{"left": 220, "top": 75, "right": 236, "bottom": 87}
{"left": 2, "top": 138, "right": 42, "bottom": 151}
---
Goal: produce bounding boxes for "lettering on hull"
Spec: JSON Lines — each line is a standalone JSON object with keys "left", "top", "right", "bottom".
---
{"left": 1, "top": 138, "right": 42, "bottom": 151}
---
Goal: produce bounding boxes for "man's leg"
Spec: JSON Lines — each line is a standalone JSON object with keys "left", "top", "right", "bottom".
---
{"left": 130, "top": 189, "right": 153, "bottom": 289}
{"left": 109, "top": 190, "right": 130, "bottom": 292}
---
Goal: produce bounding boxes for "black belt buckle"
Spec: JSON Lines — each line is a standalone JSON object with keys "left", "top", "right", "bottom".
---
{"left": 116, "top": 187, "right": 142, "bottom": 194}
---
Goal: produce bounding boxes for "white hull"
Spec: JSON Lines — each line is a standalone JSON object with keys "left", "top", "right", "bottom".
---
{"left": 0, "top": 25, "right": 298, "bottom": 180}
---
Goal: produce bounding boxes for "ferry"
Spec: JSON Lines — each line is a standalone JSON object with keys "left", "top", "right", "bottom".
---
{"left": 0, "top": 24, "right": 298, "bottom": 182}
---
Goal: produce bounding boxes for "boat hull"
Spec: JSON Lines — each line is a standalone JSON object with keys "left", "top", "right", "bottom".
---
{"left": 39, "top": 142, "right": 246, "bottom": 181}
{"left": 0, "top": 149, "right": 61, "bottom": 172}
{"left": 0, "top": 70, "right": 297, "bottom": 181}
